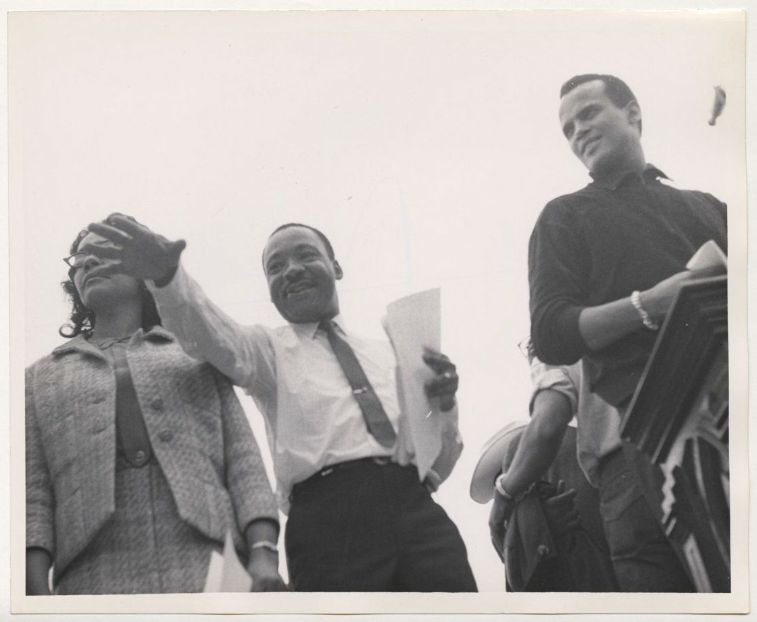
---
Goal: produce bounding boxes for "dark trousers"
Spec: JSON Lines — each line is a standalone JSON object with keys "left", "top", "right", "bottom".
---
{"left": 285, "top": 458, "right": 477, "bottom": 592}
{"left": 597, "top": 447, "right": 694, "bottom": 592}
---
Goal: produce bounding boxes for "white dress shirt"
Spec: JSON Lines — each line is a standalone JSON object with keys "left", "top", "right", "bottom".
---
{"left": 529, "top": 357, "right": 622, "bottom": 487}
{"left": 148, "top": 265, "right": 462, "bottom": 512}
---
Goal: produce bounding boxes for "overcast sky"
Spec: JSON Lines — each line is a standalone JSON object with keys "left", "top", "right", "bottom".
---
{"left": 11, "top": 10, "right": 746, "bottom": 592}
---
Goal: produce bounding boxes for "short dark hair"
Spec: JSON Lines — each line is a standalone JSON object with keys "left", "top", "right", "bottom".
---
{"left": 262, "top": 223, "right": 336, "bottom": 272}
{"left": 560, "top": 74, "right": 642, "bottom": 134}
{"left": 59, "top": 217, "right": 162, "bottom": 339}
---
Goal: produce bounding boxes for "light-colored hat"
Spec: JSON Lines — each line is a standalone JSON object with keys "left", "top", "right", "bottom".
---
{"left": 469, "top": 421, "right": 529, "bottom": 504}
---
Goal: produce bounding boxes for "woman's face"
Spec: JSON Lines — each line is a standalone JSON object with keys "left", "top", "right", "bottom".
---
{"left": 72, "top": 232, "right": 142, "bottom": 311}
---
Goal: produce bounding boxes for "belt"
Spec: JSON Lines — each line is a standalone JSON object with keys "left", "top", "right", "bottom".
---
{"left": 290, "top": 457, "right": 411, "bottom": 502}
{"left": 317, "top": 456, "right": 395, "bottom": 477}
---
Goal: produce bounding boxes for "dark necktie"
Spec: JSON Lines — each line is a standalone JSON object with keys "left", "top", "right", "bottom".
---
{"left": 319, "top": 320, "right": 397, "bottom": 448}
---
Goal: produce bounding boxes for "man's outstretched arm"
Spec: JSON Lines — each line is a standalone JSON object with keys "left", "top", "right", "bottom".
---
{"left": 82, "top": 214, "right": 275, "bottom": 394}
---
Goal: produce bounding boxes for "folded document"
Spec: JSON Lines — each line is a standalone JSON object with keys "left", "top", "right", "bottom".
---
{"left": 686, "top": 240, "right": 727, "bottom": 272}
{"left": 203, "top": 530, "right": 253, "bottom": 592}
{"left": 382, "top": 288, "right": 442, "bottom": 479}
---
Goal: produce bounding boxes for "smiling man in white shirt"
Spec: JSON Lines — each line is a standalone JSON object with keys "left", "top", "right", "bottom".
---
{"left": 82, "top": 216, "right": 477, "bottom": 592}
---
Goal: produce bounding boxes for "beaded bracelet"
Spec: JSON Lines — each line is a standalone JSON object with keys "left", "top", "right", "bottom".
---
{"left": 631, "top": 290, "right": 660, "bottom": 331}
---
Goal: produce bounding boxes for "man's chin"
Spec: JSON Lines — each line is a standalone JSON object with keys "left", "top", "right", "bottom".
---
{"left": 585, "top": 154, "right": 604, "bottom": 172}
{"left": 274, "top": 294, "right": 337, "bottom": 324}
{"left": 588, "top": 159, "right": 615, "bottom": 179}
{"left": 281, "top": 304, "right": 322, "bottom": 324}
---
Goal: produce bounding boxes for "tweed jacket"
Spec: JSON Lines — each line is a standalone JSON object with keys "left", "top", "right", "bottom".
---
{"left": 26, "top": 326, "right": 279, "bottom": 584}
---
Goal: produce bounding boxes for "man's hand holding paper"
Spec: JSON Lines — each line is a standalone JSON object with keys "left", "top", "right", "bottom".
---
{"left": 423, "top": 348, "right": 459, "bottom": 413}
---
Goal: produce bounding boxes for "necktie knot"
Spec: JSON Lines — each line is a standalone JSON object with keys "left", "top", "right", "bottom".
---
{"left": 318, "top": 320, "right": 336, "bottom": 334}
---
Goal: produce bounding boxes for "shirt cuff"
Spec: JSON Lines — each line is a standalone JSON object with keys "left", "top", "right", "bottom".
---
{"left": 26, "top": 524, "right": 55, "bottom": 559}
{"left": 146, "top": 262, "right": 191, "bottom": 310}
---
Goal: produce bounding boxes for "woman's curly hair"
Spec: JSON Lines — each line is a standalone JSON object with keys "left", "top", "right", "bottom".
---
{"left": 59, "top": 218, "right": 162, "bottom": 338}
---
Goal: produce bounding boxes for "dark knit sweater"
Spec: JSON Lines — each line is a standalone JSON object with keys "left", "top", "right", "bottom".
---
{"left": 528, "top": 166, "right": 727, "bottom": 407}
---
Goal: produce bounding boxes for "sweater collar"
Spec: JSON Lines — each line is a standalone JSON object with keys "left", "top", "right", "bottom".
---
{"left": 589, "top": 163, "right": 670, "bottom": 191}
{"left": 52, "top": 325, "right": 175, "bottom": 357}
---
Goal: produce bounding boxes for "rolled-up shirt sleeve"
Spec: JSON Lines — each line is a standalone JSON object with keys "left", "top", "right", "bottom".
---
{"left": 528, "top": 199, "right": 591, "bottom": 365}
{"left": 528, "top": 357, "right": 579, "bottom": 417}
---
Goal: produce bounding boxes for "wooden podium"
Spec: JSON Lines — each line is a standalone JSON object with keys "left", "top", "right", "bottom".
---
{"left": 620, "top": 275, "right": 729, "bottom": 593}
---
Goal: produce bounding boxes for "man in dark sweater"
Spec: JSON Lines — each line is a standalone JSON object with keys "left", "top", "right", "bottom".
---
{"left": 526, "top": 74, "right": 727, "bottom": 591}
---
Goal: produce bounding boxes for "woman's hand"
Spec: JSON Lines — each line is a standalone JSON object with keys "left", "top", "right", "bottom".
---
{"left": 248, "top": 549, "right": 288, "bottom": 592}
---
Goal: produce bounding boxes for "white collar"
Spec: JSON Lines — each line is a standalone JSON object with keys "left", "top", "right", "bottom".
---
{"left": 289, "top": 313, "right": 347, "bottom": 339}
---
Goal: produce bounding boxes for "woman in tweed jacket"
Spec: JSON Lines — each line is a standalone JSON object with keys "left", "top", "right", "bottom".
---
{"left": 26, "top": 219, "right": 285, "bottom": 595}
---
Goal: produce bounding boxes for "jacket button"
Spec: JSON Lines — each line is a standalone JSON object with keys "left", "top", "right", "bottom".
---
{"left": 134, "top": 450, "right": 147, "bottom": 464}
{"left": 150, "top": 398, "right": 164, "bottom": 411}
{"left": 158, "top": 429, "right": 173, "bottom": 442}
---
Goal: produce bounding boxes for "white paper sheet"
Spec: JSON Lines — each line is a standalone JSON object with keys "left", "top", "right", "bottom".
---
{"left": 203, "top": 531, "right": 253, "bottom": 593}
{"left": 686, "top": 239, "right": 728, "bottom": 271}
{"left": 382, "top": 288, "right": 442, "bottom": 479}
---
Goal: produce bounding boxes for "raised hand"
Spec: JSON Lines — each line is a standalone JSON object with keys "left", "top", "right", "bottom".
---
{"left": 423, "top": 348, "right": 459, "bottom": 412}
{"left": 80, "top": 213, "right": 186, "bottom": 285}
